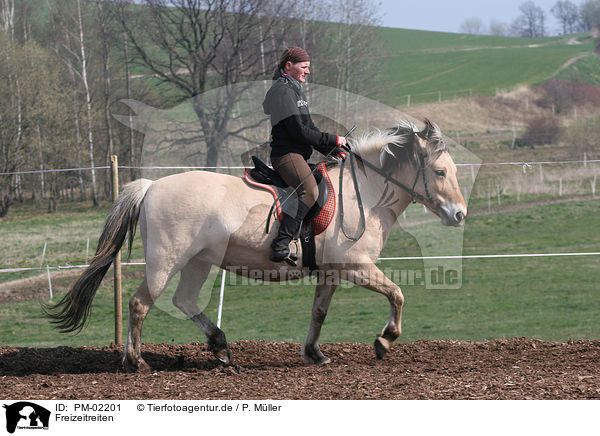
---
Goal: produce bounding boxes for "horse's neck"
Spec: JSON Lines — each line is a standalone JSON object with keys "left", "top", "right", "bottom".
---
{"left": 334, "top": 153, "right": 415, "bottom": 233}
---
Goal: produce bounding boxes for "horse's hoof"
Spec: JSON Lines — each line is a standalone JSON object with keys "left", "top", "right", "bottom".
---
{"left": 122, "top": 359, "right": 152, "bottom": 373}
{"left": 208, "top": 331, "right": 231, "bottom": 365}
{"left": 302, "top": 355, "right": 331, "bottom": 365}
{"left": 374, "top": 335, "right": 390, "bottom": 360}
{"left": 212, "top": 345, "right": 231, "bottom": 365}
{"left": 314, "top": 356, "right": 331, "bottom": 366}
{"left": 302, "top": 345, "right": 331, "bottom": 365}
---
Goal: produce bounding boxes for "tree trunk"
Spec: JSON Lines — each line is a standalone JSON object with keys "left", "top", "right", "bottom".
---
{"left": 77, "top": 0, "right": 98, "bottom": 206}
{"left": 98, "top": 2, "right": 115, "bottom": 200}
{"left": 36, "top": 123, "right": 46, "bottom": 200}
{"left": 123, "top": 29, "right": 136, "bottom": 180}
{"left": 64, "top": 31, "right": 86, "bottom": 200}
{"left": 0, "top": 0, "right": 15, "bottom": 41}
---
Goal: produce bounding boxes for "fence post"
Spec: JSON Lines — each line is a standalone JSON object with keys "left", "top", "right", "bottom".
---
{"left": 217, "top": 269, "right": 227, "bottom": 328}
{"left": 111, "top": 155, "right": 123, "bottom": 346}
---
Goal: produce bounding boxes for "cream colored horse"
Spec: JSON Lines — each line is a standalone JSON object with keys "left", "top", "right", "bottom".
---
{"left": 46, "top": 119, "right": 466, "bottom": 371}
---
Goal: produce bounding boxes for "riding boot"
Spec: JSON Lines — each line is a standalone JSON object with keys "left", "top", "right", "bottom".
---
{"left": 270, "top": 201, "right": 311, "bottom": 262}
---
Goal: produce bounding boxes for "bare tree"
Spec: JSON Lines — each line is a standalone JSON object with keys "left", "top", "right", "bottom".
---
{"left": 119, "top": 5, "right": 137, "bottom": 180}
{"left": 579, "top": 0, "right": 600, "bottom": 31}
{"left": 513, "top": 1, "right": 547, "bottom": 37}
{"left": 552, "top": 0, "right": 579, "bottom": 34}
{"left": 96, "top": 1, "right": 117, "bottom": 199}
{"left": 49, "top": 0, "right": 100, "bottom": 205}
{"left": 75, "top": 0, "right": 98, "bottom": 206}
{"left": 460, "top": 17, "right": 484, "bottom": 34}
{"left": 294, "top": 0, "right": 384, "bottom": 95}
{"left": 0, "top": 33, "right": 71, "bottom": 217}
{"left": 0, "top": 0, "right": 14, "bottom": 40}
{"left": 118, "top": 0, "right": 293, "bottom": 168}
{"left": 489, "top": 19, "right": 507, "bottom": 36}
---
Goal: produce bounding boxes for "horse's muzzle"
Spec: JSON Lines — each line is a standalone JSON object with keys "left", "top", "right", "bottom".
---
{"left": 439, "top": 203, "right": 467, "bottom": 227}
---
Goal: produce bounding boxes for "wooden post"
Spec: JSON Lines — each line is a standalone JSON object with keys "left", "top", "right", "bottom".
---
{"left": 111, "top": 155, "right": 123, "bottom": 346}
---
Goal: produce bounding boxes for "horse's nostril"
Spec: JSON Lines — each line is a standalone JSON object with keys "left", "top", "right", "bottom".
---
{"left": 455, "top": 211, "right": 464, "bottom": 222}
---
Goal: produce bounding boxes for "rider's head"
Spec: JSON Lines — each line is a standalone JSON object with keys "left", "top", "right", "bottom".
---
{"left": 273, "top": 47, "right": 311, "bottom": 82}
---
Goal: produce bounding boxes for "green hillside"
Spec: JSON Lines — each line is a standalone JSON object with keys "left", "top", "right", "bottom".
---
{"left": 375, "top": 27, "right": 596, "bottom": 106}
{"left": 15, "top": 0, "right": 598, "bottom": 108}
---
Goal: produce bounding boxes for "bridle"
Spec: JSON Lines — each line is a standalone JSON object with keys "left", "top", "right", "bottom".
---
{"left": 339, "top": 142, "right": 447, "bottom": 241}
{"left": 343, "top": 144, "right": 443, "bottom": 207}
{"left": 407, "top": 152, "right": 435, "bottom": 206}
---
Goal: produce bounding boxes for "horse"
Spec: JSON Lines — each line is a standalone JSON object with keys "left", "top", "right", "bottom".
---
{"left": 45, "top": 118, "right": 467, "bottom": 371}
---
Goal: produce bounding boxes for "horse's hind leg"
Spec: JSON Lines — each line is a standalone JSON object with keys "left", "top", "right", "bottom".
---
{"left": 172, "top": 258, "right": 231, "bottom": 365}
{"left": 123, "top": 259, "right": 176, "bottom": 372}
{"left": 123, "top": 277, "right": 155, "bottom": 372}
{"left": 302, "top": 282, "right": 337, "bottom": 365}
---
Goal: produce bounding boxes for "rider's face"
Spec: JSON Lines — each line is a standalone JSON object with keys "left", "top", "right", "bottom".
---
{"left": 285, "top": 61, "right": 310, "bottom": 83}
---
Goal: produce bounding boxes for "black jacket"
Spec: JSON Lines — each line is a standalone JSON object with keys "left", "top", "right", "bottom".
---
{"left": 263, "top": 74, "right": 339, "bottom": 161}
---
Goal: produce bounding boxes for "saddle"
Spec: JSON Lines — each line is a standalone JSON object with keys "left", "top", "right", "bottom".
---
{"left": 244, "top": 156, "right": 336, "bottom": 271}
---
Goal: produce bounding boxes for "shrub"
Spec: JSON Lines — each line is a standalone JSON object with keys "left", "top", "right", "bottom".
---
{"left": 521, "top": 115, "right": 563, "bottom": 146}
{"left": 534, "top": 79, "right": 600, "bottom": 114}
{"left": 564, "top": 112, "right": 600, "bottom": 157}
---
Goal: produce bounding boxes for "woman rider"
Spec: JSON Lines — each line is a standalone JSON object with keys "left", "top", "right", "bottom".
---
{"left": 263, "top": 46, "right": 347, "bottom": 262}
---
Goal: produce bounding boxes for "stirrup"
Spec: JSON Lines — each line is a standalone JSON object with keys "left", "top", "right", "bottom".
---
{"left": 270, "top": 240, "right": 299, "bottom": 265}
{"left": 284, "top": 240, "right": 299, "bottom": 266}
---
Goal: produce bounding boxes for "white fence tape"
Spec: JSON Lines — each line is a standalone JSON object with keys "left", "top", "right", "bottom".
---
{"left": 378, "top": 252, "right": 600, "bottom": 261}
{"left": 1, "top": 159, "right": 600, "bottom": 176}
{"left": 0, "top": 166, "right": 110, "bottom": 175}
{"left": 2, "top": 252, "right": 599, "bottom": 275}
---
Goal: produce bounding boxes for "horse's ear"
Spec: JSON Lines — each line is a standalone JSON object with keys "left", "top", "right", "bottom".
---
{"left": 414, "top": 118, "right": 439, "bottom": 155}
{"left": 419, "top": 118, "right": 441, "bottom": 141}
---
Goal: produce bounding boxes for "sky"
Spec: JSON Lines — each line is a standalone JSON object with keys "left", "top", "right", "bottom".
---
{"left": 378, "top": 0, "right": 563, "bottom": 34}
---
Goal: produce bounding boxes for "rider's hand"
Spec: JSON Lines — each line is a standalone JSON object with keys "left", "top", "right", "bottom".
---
{"left": 338, "top": 151, "right": 347, "bottom": 161}
{"left": 337, "top": 136, "right": 347, "bottom": 147}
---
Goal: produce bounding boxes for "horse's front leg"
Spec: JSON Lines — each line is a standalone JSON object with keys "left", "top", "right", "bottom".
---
{"left": 302, "top": 282, "right": 338, "bottom": 365}
{"left": 348, "top": 263, "right": 404, "bottom": 360}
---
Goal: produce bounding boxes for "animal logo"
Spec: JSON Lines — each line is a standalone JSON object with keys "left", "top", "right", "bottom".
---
{"left": 3, "top": 402, "right": 50, "bottom": 434}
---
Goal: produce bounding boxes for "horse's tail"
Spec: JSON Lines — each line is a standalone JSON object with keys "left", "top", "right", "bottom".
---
{"left": 44, "top": 178, "right": 153, "bottom": 333}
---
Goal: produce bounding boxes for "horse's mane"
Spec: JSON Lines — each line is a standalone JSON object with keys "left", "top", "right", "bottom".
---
{"left": 351, "top": 128, "right": 406, "bottom": 157}
{"left": 349, "top": 119, "right": 446, "bottom": 169}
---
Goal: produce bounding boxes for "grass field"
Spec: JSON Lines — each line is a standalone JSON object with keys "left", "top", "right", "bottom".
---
{"left": 1, "top": 197, "right": 598, "bottom": 348}
{"left": 18, "top": 0, "right": 599, "bottom": 108}
{"left": 1, "top": 5, "right": 599, "bottom": 349}
{"left": 376, "top": 28, "right": 595, "bottom": 105}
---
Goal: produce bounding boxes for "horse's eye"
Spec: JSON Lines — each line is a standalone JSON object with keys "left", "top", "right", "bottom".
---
{"left": 434, "top": 170, "right": 446, "bottom": 177}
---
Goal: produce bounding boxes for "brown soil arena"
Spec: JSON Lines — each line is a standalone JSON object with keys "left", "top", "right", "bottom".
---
{"left": 0, "top": 339, "right": 599, "bottom": 399}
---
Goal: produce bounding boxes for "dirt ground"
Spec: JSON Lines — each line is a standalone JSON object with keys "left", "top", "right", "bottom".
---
{"left": 0, "top": 338, "right": 599, "bottom": 400}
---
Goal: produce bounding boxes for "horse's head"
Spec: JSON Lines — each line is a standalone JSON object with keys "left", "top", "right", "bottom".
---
{"left": 380, "top": 119, "right": 467, "bottom": 226}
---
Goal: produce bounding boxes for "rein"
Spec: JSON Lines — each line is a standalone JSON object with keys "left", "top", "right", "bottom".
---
{"left": 338, "top": 152, "right": 366, "bottom": 242}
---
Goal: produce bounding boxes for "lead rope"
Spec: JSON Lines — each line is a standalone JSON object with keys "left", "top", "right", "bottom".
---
{"left": 339, "top": 151, "right": 366, "bottom": 242}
